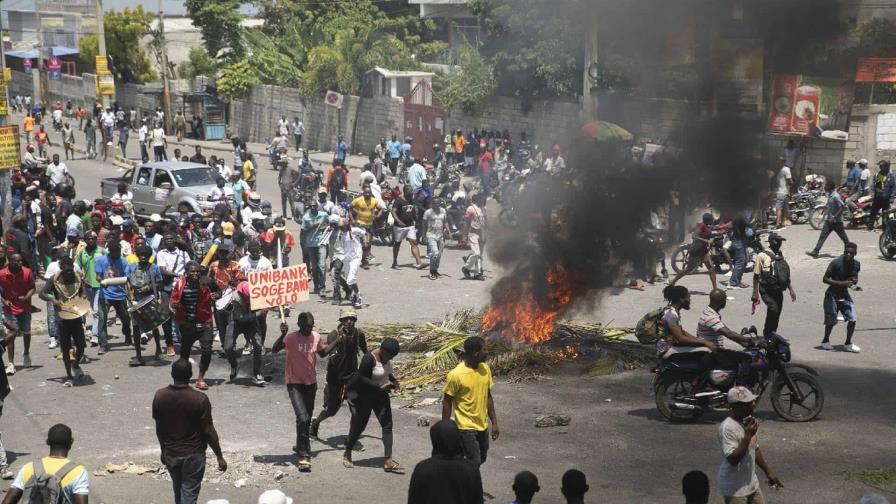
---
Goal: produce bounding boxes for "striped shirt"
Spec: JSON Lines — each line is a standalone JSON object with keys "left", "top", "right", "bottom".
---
{"left": 696, "top": 306, "right": 726, "bottom": 348}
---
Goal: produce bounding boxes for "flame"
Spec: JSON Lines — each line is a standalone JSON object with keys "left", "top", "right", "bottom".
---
{"left": 482, "top": 264, "right": 576, "bottom": 344}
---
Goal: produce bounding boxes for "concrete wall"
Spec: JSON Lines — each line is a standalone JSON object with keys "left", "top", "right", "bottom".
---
{"left": 444, "top": 96, "right": 583, "bottom": 149}
{"left": 353, "top": 96, "right": 405, "bottom": 155}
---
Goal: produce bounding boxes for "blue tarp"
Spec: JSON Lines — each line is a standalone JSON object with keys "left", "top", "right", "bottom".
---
{"left": 5, "top": 46, "right": 79, "bottom": 59}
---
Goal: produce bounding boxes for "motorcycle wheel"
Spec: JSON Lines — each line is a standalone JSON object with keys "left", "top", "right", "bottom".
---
{"left": 770, "top": 371, "right": 824, "bottom": 422}
{"left": 655, "top": 376, "right": 697, "bottom": 422}
{"left": 808, "top": 206, "right": 826, "bottom": 230}
{"left": 714, "top": 254, "right": 732, "bottom": 275}
{"left": 879, "top": 232, "right": 895, "bottom": 259}
{"left": 791, "top": 200, "right": 810, "bottom": 225}
{"left": 671, "top": 244, "right": 690, "bottom": 274}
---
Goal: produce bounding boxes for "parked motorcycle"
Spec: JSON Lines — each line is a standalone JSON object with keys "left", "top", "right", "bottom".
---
{"left": 809, "top": 190, "right": 875, "bottom": 230}
{"left": 654, "top": 327, "right": 824, "bottom": 422}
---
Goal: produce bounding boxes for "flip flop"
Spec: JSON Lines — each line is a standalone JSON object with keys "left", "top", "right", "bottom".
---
{"left": 384, "top": 461, "right": 405, "bottom": 474}
{"left": 342, "top": 457, "right": 354, "bottom": 469}
{"left": 194, "top": 380, "right": 209, "bottom": 391}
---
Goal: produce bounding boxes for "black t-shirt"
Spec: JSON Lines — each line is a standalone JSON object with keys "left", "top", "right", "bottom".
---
{"left": 189, "top": 154, "right": 207, "bottom": 165}
{"left": 824, "top": 256, "right": 860, "bottom": 299}
{"left": 392, "top": 197, "right": 415, "bottom": 227}
{"left": 325, "top": 327, "right": 368, "bottom": 384}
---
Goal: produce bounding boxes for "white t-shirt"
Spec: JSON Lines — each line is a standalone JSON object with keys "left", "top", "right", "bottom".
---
{"left": 151, "top": 128, "right": 166, "bottom": 147}
{"left": 423, "top": 208, "right": 447, "bottom": 241}
{"left": 138, "top": 125, "right": 148, "bottom": 142}
{"left": 861, "top": 168, "right": 871, "bottom": 181}
{"left": 208, "top": 186, "right": 232, "bottom": 201}
{"left": 343, "top": 227, "right": 365, "bottom": 262}
{"left": 718, "top": 417, "right": 760, "bottom": 497}
{"left": 110, "top": 191, "right": 133, "bottom": 203}
{"left": 46, "top": 162, "right": 69, "bottom": 185}
{"left": 238, "top": 255, "right": 273, "bottom": 274}
{"left": 44, "top": 260, "right": 82, "bottom": 280}
{"left": 156, "top": 248, "right": 189, "bottom": 279}
{"left": 775, "top": 166, "right": 792, "bottom": 196}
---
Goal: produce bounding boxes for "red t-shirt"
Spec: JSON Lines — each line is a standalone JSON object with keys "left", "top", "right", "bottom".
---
{"left": 0, "top": 266, "right": 35, "bottom": 315}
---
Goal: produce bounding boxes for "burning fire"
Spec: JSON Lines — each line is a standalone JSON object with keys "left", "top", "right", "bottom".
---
{"left": 482, "top": 264, "right": 576, "bottom": 344}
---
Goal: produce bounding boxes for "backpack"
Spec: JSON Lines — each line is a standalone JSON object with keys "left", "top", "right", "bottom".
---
{"left": 759, "top": 252, "right": 790, "bottom": 290}
{"left": 635, "top": 306, "right": 668, "bottom": 345}
{"left": 22, "top": 458, "right": 79, "bottom": 504}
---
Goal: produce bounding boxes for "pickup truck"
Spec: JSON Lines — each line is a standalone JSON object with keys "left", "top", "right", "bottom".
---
{"left": 100, "top": 161, "right": 221, "bottom": 219}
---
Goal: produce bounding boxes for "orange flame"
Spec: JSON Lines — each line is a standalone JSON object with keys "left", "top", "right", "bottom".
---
{"left": 482, "top": 264, "right": 576, "bottom": 344}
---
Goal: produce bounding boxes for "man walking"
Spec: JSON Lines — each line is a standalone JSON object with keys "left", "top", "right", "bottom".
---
{"left": 1, "top": 424, "right": 89, "bottom": 504}
{"left": 772, "top": 157, "right": 792, "bottom": 228}
{"left": 442, "top": 336, "right": 499, "bottom": 467}
{"left": 462, "top": 193, "right": 486, "bottom": 280}
{"left": 291, "top": 117, "right": 304, "bottom": 151}
{"left": 0, "top": 254, "right": 35, "bottom": 374}
{"left": 867, "top": 160, "right": 895, "bottom": 230}
{"left": 807, "top": 181, "right": 849, "bottom": 258}
{"left": 334, "top": 134, "right": 349, "bottom": 165}
{"left": 821, "top": 242, "right": 861, "bottom": 353}
{"left": 153, "top": 359, "right": 227, "bottom": 504}
{"left": 751, "top": 234, "right": 795, "bottom": 337}
{"left": 422, "top": 198, "right": 448, "bottom": 280}
{"left": 94, "top": 241, "right": 132, "bottom": 354}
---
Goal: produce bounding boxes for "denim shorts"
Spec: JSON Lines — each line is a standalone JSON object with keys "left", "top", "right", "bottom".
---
{"left": 4, "top": 312, "right": 31, "bottom": 334}
{"left": 823, "top": 294, "right": 856, "bottom": 326}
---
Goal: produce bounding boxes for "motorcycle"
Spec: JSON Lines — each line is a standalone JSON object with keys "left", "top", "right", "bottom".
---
{"left": 670, "top": 229, "right": 769, "bottom": 275}
{"left": 877, "top": 210, "right": 896, "bottom": 259}
{"left": 809, "top": 189, "right": 875, "bottom": 230}
{"left": 289, "top": 169, "right": 324, "bottom": 221}
{"left": 654, "top": 327, "right": 824, "bottom": 422}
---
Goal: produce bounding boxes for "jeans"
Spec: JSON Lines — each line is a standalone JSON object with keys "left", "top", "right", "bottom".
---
{"left": 480, "top": 170, "right": 491, "bottom": 197}
{"left": 165, "top": 452, "right": 206, "bottom": 504}
{"left": 346, "top": 394, "right": 393, "bottom": 458}
{"left": 869, "top": 196, "right": 888, "bottom": 229}
{"left": 729, "top": 239, "right": 747, "bottom": 286}
{"left": 86, "top": 135, "right": 96, "bottom": 157}
{"left": 307, "top": 246, "right": 326, "bottom": 292}
{"left": 459, "top": 429, "right": 489, "bottom": 466}
{"left": 287, "top": 383, "right": 317, "bottom": 458}
{"left": 330, "top": 259, "right": 350, "bottom": 300}
{"left": 154, "top": 145, "right": 166, "bottom": 162}
{"left": 98, "top": 298, "right": 132, "bottom": 347}
{"left": 178, "top": 323, "right": 213, "bottom": 374}
{"left": 280, "top": 188, "right": 293, "bottom": 220}
{"left": 811, "top": 220, "right": 849, "bottom": 254}
{"left": 46, "top": 301, "right": 59, "bottom": 341}
{"left": 140, "top": 142, "right": 149, "bottom": 161}
{"left": 426, "top": 237, "right": 444, "bottom": 275}
{"left": 293, "top": 134, "right": 302, "bottom": 148}
{"left": 759, "top": 286, "right": 784, "bottom": 336}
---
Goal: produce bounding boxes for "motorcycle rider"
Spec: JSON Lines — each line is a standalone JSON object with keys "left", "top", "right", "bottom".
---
{"left": 657, "top": 285, "right": 716, "bottom": 362}
{"left": 867, "top": 160, "right": 896, "bottom": 230}
{"left": 22, "top": 145, "right": 47, "bottom": 173}
{"left": 696, "top": 289, "right": 761, "bottom": 385}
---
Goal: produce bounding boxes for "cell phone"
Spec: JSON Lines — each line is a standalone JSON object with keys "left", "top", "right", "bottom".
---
{"left": 743, "top": 415, "right": 754, "bottom": 425}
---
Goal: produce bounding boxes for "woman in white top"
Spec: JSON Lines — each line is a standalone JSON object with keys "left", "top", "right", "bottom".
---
{"left": 343, "top": 337, "right": 403, "bottom": 473}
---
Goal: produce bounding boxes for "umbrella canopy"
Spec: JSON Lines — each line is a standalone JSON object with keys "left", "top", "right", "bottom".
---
{"left": 580, "top": 121, "right": 634, "bottom": 142}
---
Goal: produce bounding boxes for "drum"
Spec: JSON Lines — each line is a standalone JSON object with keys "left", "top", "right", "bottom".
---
{"left": 129, "top": 296, "right": 170, "bottom": 333}
{"left": 58, "top": 298, "right": 91, "bottom": 320}
{"left": 215, "top": 287, "right": 235, "bottom": 311}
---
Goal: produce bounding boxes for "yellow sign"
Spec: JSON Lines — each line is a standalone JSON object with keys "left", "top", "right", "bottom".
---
{"left": 0, "top": 88, "right": 7, "bottom": 116}
{"left": 96, "top": 55, "right": 109, "bottom": 74}
{"left": 1, "top": 68, "right": 9, "bottom": 83}
{"left": 96, "top": 73, "right": 115, "bottom": 97}
{"left": 0, "top": 126, "right": 21, "bottom": 170}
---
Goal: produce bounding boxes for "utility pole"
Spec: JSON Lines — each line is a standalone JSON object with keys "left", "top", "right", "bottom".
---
{"left": 582, "top": 7, "right": 599, "bottom": 123}
{"left": 0, "top": 8, "right": 12, "bottom": 234}
{"left": 95, "top": 0, "right": 110, "bottom": 109}
{"left": 31, "top": 0, "right": 42, "bottom": 107}
{"left": 157, "top": 0, "right": 172, "bottom": 133}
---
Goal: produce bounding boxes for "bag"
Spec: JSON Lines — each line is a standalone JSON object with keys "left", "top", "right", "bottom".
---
{"left": 635, "top": 306, "right": 668, "bottom": 345}
{"left": 22, "top": 458, "right": 79, "bottom": 504}
{"left": 760, "top": 252, "right": 790, "bottom": 290}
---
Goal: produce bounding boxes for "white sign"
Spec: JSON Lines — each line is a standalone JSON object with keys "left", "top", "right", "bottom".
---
{"left": 324, "top": 90, "right": 344, "bottom": 109}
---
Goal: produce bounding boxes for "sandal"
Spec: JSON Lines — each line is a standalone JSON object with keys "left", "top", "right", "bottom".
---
{"left": 297, "top": 458, "right": 311, "bottom": 472}
{"left": 384, "top": 460, "right": 405, "bottom": 474}
{"left": 342, "top": 456, "right": 354, "bottom": 469}
{"left": 194, "top": 380, "right": 209, "bottom": 391}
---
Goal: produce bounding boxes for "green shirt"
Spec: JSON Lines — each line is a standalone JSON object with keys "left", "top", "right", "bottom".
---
{"left": 75, "top": 247, "right": 107, "bottom": 288}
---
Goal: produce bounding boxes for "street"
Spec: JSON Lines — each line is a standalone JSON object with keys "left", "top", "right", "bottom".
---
{"left": 0, "top": 138, "right": 893, "bottom": 503}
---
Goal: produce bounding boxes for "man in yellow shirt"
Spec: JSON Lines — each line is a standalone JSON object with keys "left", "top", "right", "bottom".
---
{"left": 350, "top": 184, "right": 383, "bottom": 268}
{"left": 441, "top": 336, "right": 499, "bottom": 467}
{"left": 241, "top": 152, "right": 256, "bottom": 190}
{"left": 2, "top": 424, "right": 89, "bottom": 504}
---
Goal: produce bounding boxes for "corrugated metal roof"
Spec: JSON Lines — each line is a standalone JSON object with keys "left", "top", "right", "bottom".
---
{"left": 5, "top": 46, "right": 78, "bottom": 59}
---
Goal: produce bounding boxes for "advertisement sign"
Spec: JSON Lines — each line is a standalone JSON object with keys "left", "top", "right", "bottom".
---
{"left": 711, "top": 38, "right": 764, "bottom": 117}
{"left": 2, "top": 68, "right": 9, "bottom": 83}
{"left": 0, "top": 126, "right": 21, "bottom": 170}
{"left": 855, "top": 58, "right": 896, "bottom": 83}
{"left": 95, "top": 55, "right": 109, "bottom": 74}
{"left": 48, "top": 56, "right": 62, "bottom": 80}
{"left": 96, "top": 73, "right": 115, "bottom": 97}
{"left": 23, "top": 59, "right": 32, "bottom": 75}
{"left": 324, "top": 90, "right": 344, "bottom": 109}
{"left": 247, "top": 265, "right": 310, "bottom": 310}
{"left": 768, "top": 74, "right": 854, "bottom": 140}
{"left": 0, "top": 91, "right": 6, "bottom": 116}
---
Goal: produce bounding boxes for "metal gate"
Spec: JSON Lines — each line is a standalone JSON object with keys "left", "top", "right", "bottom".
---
{"left": 404, "top": 80, "right": 444, "bottom": 160}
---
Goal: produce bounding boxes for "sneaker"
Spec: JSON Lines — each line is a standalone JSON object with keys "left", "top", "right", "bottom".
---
{"left": 253, "top": 374, "right": 266, "bottom": 386}
{"left": 297, "top": 458, "right": 312, "bottom": 472}
{"left": 63, "top": 379, "right": 73, "bottom": 387}
{"left": 165, "top": 345, "right": 176, "bottom": 357}
{"left": 353, "top": 294, "right": 363, "bottom": 309}
{"left": 820, "top": 342, "right": 833, "bottom": 351}
{"left": 48, "top": 338, "right": 59, "bottom": 349}
{"left": 309, "top": 417, "right": 320, "bottom": 438}
{"left": 22, "top": 354, "right": 31, "bottom": 368}
{"left": 229, "top": 366, "right": 238, "bottom": 382}
{"left": 461, "top": 267, "right": 471, "bottom": 279}
{"left": 844, "top": 343, "right": 861, "bottom": 353}
{"left": 0, "top": 466, "right": 13, "bottom": 480}
{"left": 4, "top": 364, "right": 14, "bottom": 376}
{"left": 805, "top": 251, "right": 819, "bottom": 258}
{"left": 242, "top": 345, "right": 252, "bottom": 356}
{"left": 140, "top": 333, "right": 150, "bottom": 345}
{"left": 97, "top": 345, "right": 109, "bottom": 355}
{"left": 429, "top": 274, "right": 438, "bottom": 280}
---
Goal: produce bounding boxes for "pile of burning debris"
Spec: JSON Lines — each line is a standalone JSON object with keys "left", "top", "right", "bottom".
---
{"left": 363, "top": 308, "right": 654, "bottom": 388}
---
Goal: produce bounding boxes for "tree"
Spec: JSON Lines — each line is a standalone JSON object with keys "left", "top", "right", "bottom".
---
{"left": 216, "top": 59, "right": 259, "bottom": 102}
{"left": 177, "top": 47, "right": 219, "bottom": 80}
{"left": 434, "top": 44, "right": 496, "bottom": 114}
{"left": 185, "top": 0, "right": 244, "bottom": 59}
{"left": 78, "top": 7, "right": 157, "bottom": 83}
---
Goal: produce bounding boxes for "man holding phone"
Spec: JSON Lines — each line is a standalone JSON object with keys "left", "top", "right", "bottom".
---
{"left": 820, "top": 242, "right": 861, "bottom": 352}
{"left": 719, "top": 386, "right": 783, "bottom": 504}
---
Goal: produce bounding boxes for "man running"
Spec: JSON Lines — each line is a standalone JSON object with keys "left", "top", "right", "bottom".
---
{"left": 752, "top": 234, "right": 796, "bottom": 337}
{"left": 821, "top": 242, "right": 861, "bottom": 353}
{"left": 807, "top": 181, "right": 849, "bottom": 258}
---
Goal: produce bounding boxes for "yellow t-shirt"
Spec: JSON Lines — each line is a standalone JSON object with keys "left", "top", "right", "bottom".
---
{"left": 242, "top": 160, "right": 255, "bottom": 181}
{"left": 454, "top": 136, "right": 465, "bottom": 154}
{"left": 351, "top": 196, "right": 380, "bottom": 226}
{"left": 443, "top": 362, "right": 493, "bottom": 431}
{"left": 24, "top": 117, "right": 34, "bottom": 132}
{"left": 13, "top": 457, "right": 89, "bottom": 498}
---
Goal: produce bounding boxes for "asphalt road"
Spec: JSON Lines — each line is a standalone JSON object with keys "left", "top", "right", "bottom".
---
{"left": 0, "top": 135, "right": 892, "bottom": 503}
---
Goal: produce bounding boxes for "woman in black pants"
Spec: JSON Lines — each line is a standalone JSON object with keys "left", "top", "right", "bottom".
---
{"left": 343, "top": 337, "right": 403, "bottom": 473}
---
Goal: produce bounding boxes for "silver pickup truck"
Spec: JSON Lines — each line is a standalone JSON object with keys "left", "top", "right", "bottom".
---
{"left": 100, "top": 161, "right": 221, "bottom": 219}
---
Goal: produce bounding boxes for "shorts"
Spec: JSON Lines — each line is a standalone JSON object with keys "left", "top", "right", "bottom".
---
{"left": 393, "top": 225, "right": 417, "bottom": 243}
{"left": 773, "top": 194, "right": 788, "bottom": 209}
{"left": 823, "top": 293, "right": 856, "bottom": 326}
{"left": 4, "top": 312, "right": 31, "bottom": 334}
{"left": 346, "top": 258, "right": 362, "bottom": 286}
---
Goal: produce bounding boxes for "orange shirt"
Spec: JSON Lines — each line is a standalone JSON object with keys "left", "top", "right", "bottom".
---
{"left": 23, "top": 117, "right": 34, "bottom": 132}
{"left": 454, "top": 135, "right": 465, "bottom": 154}
{"left": 35, "top": 131, "right": 48, "bottom": 144}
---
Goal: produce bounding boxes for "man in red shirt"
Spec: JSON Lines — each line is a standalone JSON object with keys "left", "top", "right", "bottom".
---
{"left": 478, "top": 149, "right": 494, "bottom": 198}
{"left": 0, "top": 254, "right": 36, "bottom": 374}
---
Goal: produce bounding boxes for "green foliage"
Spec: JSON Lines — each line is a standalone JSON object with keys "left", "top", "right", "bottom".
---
{"left": 434, "top": 44, "right": 496, "bottom": 114}
{"left": 241, "top": 25, "right": 307, "bottom": 86}
{"left": 177, "top": 48, "right": 219, "bottom": 80}
{"left": 185, "top": 0, "right": 244, "bottom": 59}
{"left": 216, "top": 59, "right": 259, "bottom": 102}
{"left": 854, "top": 18, "right": 896, "bottom": 57}
{"left": 77, "top": 34, "right": 98, "bottom": 74}
{"left": 80, "top": 7, "right": 157, "bottom": 84}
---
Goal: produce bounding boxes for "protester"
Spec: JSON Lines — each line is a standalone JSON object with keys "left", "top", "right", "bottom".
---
{"left": 669, "top": 213, "right": 719, "bottom": 291}
{"left": 311, "top": 308, "right": 368, "bottom": 436}
{"left": 718, "top": 386, "right": 783, "bottom": 504}
{"left": 390, "top": 185, "right": 424, "bottom": 269}
{"left": 752, "top": 233, "right": 796, "bottom": 337}
{"left": 422, "top": 198, "right": 448, "bottom": 280}
{"left": 1, "top": 424, "right": 89, "bottom": 504}
{"left": 0, "top": 254, "right": 35, "bottom": 374}
{"left": 94, "top": 241, "right": 132, "bottom": 354}
{"left": 350, "top": 184, "right": 383, "bottom": 268}
{"left": 125, "top": 245, "right": 165, "bottom": 364}
{"left": 442, "top": 336, "right": 498, "bottom": 467}
{"left": 227, "top": 281, "right": 265, "bottom": 385}
{"left": 169, "top": 262, "right": 218, "bottom": 389}
{"left": 38, "top": 257, "right": 87, "bottom": 386}
{"left": 821, "top": 242, "right": 861, "bottom": 352}
{"left": 772, "top": 158, "right": 793, "bottom": 228}
{"left": 407, "top": 420, "right": 483, "bottom": 504}
{"left": 561, "top": 469, "right": 589, "bottom": 504}
{"left": 807, "top": 181, "right": 849, "bottom": 258}
{"left": 462, "top": 193, "right": 487, "bottom": 279}
{"left": 153, "top": 359, "right": 227, "bottom": 504}
{"left": 682, "top": 470, "right": 710, "bottom": 504}
{"left": 301, "top": 200, "right": 329, "bottom": 294}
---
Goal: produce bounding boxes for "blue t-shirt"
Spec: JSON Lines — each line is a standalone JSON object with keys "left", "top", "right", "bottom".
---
{"left": 846, "top": 167, "right": 862, "bottom": 190}
{"left": 335, "top": 140, "right": 348, "bottom": 161}
{"left": 95, "top": 254, "right": 129, "bottom": 301}
{"left": 387, "top": 140, "right": 401, "bottom": 159}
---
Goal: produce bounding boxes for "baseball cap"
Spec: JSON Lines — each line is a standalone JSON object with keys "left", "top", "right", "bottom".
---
{"left": 727, "top": 385, "right": 758, "bottom": 404}
{"left": 222, "top": 222, "right": 235, "bottom": 237}
{"left": 272, "top": 219, "right": 286, "bottom": 232}
{"left": 859, "top": 158, "right": 868, "bottom": 165}
{"left": 66, "top": 227, "right": 81, "bottom": 238}
{"left": 150, "top": 213, "right": 163, "bottom": 222}
{"left": 339, "top": 307, "right": 357, "bottom": 320}
{"left": 109, "top": 215, "right": 124, "bottom": 226}
{"left": 257, "top": 490, "right": 293, "bottom": 504}
{"left": 318, "top": 187, "right": 328, "bottom": 195}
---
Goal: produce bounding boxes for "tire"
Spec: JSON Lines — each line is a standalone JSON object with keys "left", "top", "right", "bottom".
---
{"left": 770, "top": 371, "right": 824, "bottom": 422}
{"left": 671, "top": 244, "right": 689, "bottom": 273}
{"left": 808, "top": 206, "right": 826, "bottom": 230}
{"left": 879, "top": 232, "right": 895, "bottom": 259}
{"left": 791, "top": 200, "right": 810, "bottom": 225}
{"left": 655, "top": 375, "right": 697, "bottom": 422}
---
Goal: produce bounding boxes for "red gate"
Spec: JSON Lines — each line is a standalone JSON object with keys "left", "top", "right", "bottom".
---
{"left": 404, "top": 80, "right": 444, "bottom": 160}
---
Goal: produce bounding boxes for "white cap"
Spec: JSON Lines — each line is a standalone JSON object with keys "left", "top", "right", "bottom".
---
{"left": 109, "top": 215, "right": 124, "bottom": 226}
{"left": 859, "top": 158, "right": 868, "bottom": 165}
{"left": 150, "top": 213, "right": 162, "bottom": 222}
{"left": 727, "top": 386, "right": 758, "bottom": 404}
{"left": 258, "top": 490, "right": 293, "bottom": 504}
